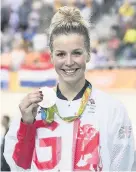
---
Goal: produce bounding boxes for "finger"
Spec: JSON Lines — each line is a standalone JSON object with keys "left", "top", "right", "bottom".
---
{"left": 27, "top": 103, "right": 39, "bottom": 112}
{"left": 29, "top": 91, "right": 43, "bottom": 97}
{"left": 19, "top": 91, "right": 43, "bottom": 111}
{"left": 20, "top": 96, "right": 43, "bottom": 110}
{"left": 26, "top": 103, "right": 39, "bottom": 118}
{"left": 31, "top": 90, "right": 43, "bottom": 95}
{"left": 28, "top": 93, "right": 43, "bottom": 100}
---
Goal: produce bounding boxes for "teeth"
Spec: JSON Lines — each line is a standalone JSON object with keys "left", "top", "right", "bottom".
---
{"left": 64, "top": 69, "right": 76, "bottom": 75}
{"left": 65, "top": 70, "right": 75, "bottom": 72}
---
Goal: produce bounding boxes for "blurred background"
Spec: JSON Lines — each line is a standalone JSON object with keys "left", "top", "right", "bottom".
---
{"left": 0, "top": 0, "right": 136, "bottom": 169}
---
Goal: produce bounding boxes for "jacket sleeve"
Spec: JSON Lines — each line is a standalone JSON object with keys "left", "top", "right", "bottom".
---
{"left": 108, "top": 102, "right": 135, "bottom": 171}
{"left": 4, "top": 117, "right": 36, "bottom": 171}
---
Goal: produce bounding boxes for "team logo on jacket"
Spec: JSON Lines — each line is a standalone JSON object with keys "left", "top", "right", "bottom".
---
{"left": 87, "top": 98, "right": 96, "bottom": 113}
{"left": 73, "top": 122, "right": 103, "bottom": 171}
{"left": 118, "top": 125, "right": 132, "bottom": 139}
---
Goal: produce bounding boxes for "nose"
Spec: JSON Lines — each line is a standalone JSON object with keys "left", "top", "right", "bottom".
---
{"left": 65, "top": 54, "right": 74, "bottom": 67}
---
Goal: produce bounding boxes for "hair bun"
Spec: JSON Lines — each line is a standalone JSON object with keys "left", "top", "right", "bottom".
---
{"left": 58, "top": 6, "right": 82, "bottom": 23}
{"left": 50, "top": 6, "right": 88, "bottom": 32}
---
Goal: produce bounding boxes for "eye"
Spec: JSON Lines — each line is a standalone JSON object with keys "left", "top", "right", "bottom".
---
{"left": 73, "top": 51, "right": 82, "bottom": 56}
{"left": 56, "top": 52, "right": 65, "bottom": 57}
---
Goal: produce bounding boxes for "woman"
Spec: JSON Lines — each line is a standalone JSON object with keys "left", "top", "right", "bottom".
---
{"left": 4, "top": 6, "right": 135, "bottom": 171}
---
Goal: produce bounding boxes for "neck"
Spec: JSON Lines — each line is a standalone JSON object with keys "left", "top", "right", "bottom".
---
{"left": 58, "top": 77, "right": 85, "bottom": 101}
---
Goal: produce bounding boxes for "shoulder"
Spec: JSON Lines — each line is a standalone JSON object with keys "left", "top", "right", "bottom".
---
{"left": 92, "top": 87, "right": 122, "bottom": 107}
{"left": 92, "top": 87, "right": 128, "bottom": 121}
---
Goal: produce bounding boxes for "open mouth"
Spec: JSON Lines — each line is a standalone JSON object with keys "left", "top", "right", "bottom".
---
{"left": 61, "top": 68, "right": 80, "bottom": 75}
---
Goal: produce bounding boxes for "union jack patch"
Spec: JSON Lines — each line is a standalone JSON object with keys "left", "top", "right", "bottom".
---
{"left": 118, "top": 126, "right": 132, "bottom": 139}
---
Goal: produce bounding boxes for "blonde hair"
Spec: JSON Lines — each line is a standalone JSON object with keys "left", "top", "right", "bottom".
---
{"left": 49, "top": 6, "right": 91, "bottom": 59}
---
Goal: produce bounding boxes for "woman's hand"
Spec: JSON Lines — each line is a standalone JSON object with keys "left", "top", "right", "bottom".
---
{"left": 19, "top": 91, "right": 43, "bottom": 124}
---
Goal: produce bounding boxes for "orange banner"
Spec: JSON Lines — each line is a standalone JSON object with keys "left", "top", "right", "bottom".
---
{"left": 85, "top": 69, "right": 136, "bottom": 90}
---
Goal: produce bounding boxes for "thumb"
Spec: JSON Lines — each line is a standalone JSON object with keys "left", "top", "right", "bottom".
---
{"left": 28, "top": 103, "right": 39, "bottom": 118}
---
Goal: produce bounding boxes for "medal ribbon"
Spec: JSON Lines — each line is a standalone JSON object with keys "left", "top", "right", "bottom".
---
{"left": 41, "top": 84, "right": 92, "bottom": 123}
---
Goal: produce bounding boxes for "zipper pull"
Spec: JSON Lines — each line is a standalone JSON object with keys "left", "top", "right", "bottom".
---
{"left": 68, "top": 101, "right": 71, "bottom": 107}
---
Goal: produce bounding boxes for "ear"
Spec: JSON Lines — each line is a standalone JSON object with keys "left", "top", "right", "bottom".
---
{"left": 86, "top": 54, "right": 90, "bottom": 63}
{"left": 86, "top": 58, "right": 90, "bottom": 63}
{"left": 51, "top": 57, "right": 54, "bottom": 64}
{"left": 49, "top": 50, "right": 54, "bottom": 64}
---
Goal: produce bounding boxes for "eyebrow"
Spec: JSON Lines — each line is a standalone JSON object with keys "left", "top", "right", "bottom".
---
{"left": 72, "top": 49, "right": 83, "bottom": 52}
{"left": 55, "top": 49, "right": 83, "bottom": 53}
{"left": 55, "top": 50, "right": 66, "bottom": 53}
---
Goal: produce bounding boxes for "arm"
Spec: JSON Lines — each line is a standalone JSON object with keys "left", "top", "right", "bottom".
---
{"left": 4, "top": 90, "right": 42, "bottom": 170}
{"left": 4, "top": 118, "right": 36, "bottom": 170}
{"left": 108, "top": 102, "right": 135, "bottom": 171}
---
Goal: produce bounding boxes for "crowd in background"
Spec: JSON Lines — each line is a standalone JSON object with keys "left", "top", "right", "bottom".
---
{"left": 1, "top": 0, "right": 136, "bottom": 70}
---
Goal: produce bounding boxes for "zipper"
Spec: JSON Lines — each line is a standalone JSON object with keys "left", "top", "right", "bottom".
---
{"left": 68, "top": 101, "right": 72, "bottom": 107}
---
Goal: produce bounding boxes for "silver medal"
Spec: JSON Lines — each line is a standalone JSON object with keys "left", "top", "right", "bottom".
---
{"left": 38, "top": 87, "right": 56, "bottom": 108}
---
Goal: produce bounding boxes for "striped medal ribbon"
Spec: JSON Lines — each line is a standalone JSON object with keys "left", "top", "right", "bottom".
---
{"left": 41, "top": 84, "right": 92, "bottom": 123}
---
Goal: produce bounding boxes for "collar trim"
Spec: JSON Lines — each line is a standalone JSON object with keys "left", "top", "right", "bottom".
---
{"left": 57, "top": 80, "right": 91, "bottom": 100}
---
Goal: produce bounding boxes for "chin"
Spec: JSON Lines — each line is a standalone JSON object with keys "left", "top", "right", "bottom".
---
{"left": 62, "top": 75, "right": 83, "bottom": 85}
{"left": 64, "top": 78, "right": 78, "bottom": 84}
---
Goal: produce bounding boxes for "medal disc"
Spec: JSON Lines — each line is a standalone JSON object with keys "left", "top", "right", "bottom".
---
{"left": 38, "top": 87, "right": 56, "bottom": 108}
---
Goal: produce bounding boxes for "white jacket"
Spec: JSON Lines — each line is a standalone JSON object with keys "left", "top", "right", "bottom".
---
{"left": 4, "top": 87, "right": 135, "bottom": 171}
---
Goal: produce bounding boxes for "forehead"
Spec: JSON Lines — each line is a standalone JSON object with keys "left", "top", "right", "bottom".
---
{"left": 53, "top": 34, "right": 85, "bottom": 51}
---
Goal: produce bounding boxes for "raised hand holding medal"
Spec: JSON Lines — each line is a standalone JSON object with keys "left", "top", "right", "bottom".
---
{"left": 19, "top": 90, "right": 43, "bottom": 124}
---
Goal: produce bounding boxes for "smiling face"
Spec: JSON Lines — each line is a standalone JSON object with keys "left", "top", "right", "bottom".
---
{"left": 51, "top": 33, "right": 88, "bottom": 85}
